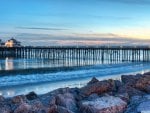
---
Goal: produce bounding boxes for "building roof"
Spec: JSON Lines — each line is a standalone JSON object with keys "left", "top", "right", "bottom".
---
{"left": 8, "top": 38, "right": 21, "bottom": 43}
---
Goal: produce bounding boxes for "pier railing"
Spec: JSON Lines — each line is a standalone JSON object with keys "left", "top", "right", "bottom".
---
{"left": 0, "top": 46, "right": 150, "bottom": 62}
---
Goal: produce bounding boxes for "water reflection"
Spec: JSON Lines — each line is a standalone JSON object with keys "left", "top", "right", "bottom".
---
{"left": 0, "top": 57, "right": 128, "bottom": 71}
{"left": 5, "top": 57, "right": 14, "bottom": 70}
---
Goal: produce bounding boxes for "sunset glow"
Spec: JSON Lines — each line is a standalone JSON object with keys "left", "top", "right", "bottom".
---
{"left": 0, "top": 0, "right": 150, "bottom": 45}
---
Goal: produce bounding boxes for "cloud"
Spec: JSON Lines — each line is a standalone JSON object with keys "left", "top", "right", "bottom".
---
{"left": 12, "top": 32, "right": 150, "bottom": 46}
{"left": 16, "top": 27, "right": 68, "bottom": 31}
{"left": 1, "top": 32, "right": 150, "bottom": 46}
{"left": 16, "top": 33, "right": 123, "bottom": 41}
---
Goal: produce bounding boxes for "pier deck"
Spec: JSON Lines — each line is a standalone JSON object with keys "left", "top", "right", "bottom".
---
{"left": 0, "top": 46, "right": 150, "bottom": 62}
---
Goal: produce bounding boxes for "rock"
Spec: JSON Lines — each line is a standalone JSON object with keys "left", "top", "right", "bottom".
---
{"left": 121, "top": 75, "right": 134, "bottom": 84}
{"left": 143, "top": 71, "right": 150, "bottom": 75}
{"left": 69, "top": 88, "right": 85, "bottom": 101}
{"left": 136, "top": 73, "right": 142, "bottom": 76}
{"left": 114, "top": 80, "right": 122, "bottom": 91}
{"left": 116, "top": 93, "right": 129, "bottom": 103}
{"left": 14, "top": 102, "right": 31, "bottom": 113}
{"left": 48, "top": 105, "right": 74, "bottom": 113}
{"left": 79, "top": 105, "right": 96, "bottom": 113}
{"left": 31, "top": 101, "right": 43, "bottom": 111}
{"left": 137, "top": 101, "right": 150, "bottom": 112}
{"left": 120, "top": 74, "right": 150, "bottom": 95}
{"left": 0, "top": 104, "right": 11, "bottom": 113}
{"left": 121, "top": 75, "right": 140, "bottom": 87}
{"left": 0, "top": 95, "right": 5, "bottom": 102}
{"left": 80, "top": 79, "right": 115, "bottom": 96}
{"left": 118, "top": 85, "right": 145, "bottom": 97}
{"left": 51, "top": 87, "right": 70, "bottom": 95}
{"left": 135, "top": 75, "right": 150, "bottom": 92}
{"left": 39, "top": 94, "right": 56, "bottom": 107}
{"left": 143, "top": 94, "right": 150, "bottom": 99}
{"left": 87, "top": 77, "right": 99, "bottom": 85}
{"left": 0, "top": 109, "right": 11, "bottom": 113}
{"left": 55, "top": 93, "right": 77, "bottom": 112}
{"left": 124, "top": 95, "right": 150, "bottom": 113}
{"left": 145, "top": 85, "right": 150, "bottom": 93}
{"left": 87, "top": 94, "right": 99, "bottom": 100}
{"left": 26, "top": 91, "right": 38, "bottom": 100}
{"left": 128, "top": 87, "right": 146, "bottom": 97}
{"left": 80, "top": 95, "right": 127, "bottom": 113}
{"left": 130, "top": 95, "right": 142, "bottom": 103}
{"left": 11, "top": 95, "right": 26, "bottom": 104}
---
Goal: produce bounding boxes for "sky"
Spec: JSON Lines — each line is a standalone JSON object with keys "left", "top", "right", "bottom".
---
{"left": 0, "top": 0, "right": 150, "bottom": 46}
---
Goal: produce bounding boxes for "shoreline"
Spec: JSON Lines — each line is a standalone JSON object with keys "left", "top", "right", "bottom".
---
{"left": 0, "top": 71, "right": 150, "bottom": 113}
{"left": 0, "top": 69, "right": 150, "bottom": 98}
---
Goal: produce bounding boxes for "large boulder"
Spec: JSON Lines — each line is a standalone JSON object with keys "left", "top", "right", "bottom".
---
{"left": 87, "top": 77, "right": 99, "bottom": 85}
{"left": 55, "top": 93, "right": 77, "bottom": 112}
{"left": 80, "top": 95, "right": 127, "bottom": 113}
{"left": 114, "top": 80, "right": 122, "bottom": 91}
{"left": 121, "top": 74, "right": 150, "bottom": 93}
{"left": 30, "top": 100, "right": 45, "bottom": 112}
{"left": 115, "top": 93, "right": 129, "bottom": 103}
{"left": 135, "top": 75, "right": 150, "bottom": 92}
{"left": 51, "top": 87, "right": 71, "bottom": 95}
{"left": 80, "top": 79, "right": 115, "bottom": 96}
{"left": 14, "top": 100, "right": 49, "bottom": 113}
{"left": 118, "top": 85, "right": 145, "bottom": 97}
{"left": 11, "top": 95, "right": 26, "bottom": 104}
{"left": 0, "top": 96, "right": 5, "bottom": 102}
{"left": 137, "top": 101, "right": 150, "bottom": 113}
{"left": 121, "top": 75, "right": 140, "bottom": 87}
{"left": 124, "top": 94, "right": 150, "bottom": 113}
{"left": 145, "top": 85, "right": 150, "bottom": 93}
{"left": 48, "top": 105, "right": 74, "bottom": 113}
{"left": 143, "top": 72, "right": 150, "bottom": 75}
{"left": 39, "top": 94, "right": 56, "bottom": 107}
{"left": 119, "top": 74, "right": 150, "bottom": 96}
{"left": 0, "top": 104, "right": 11, "bottom": 113}
{"left": 26, "top": 91, "right": 38, "bottom": 100}
{"left": 14, "top": 102, "right": 31, "bottom": 113}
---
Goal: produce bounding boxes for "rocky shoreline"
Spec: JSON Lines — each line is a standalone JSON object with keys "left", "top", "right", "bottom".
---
{"left": 0, "top": 72, "right": 150, "bottom": 113}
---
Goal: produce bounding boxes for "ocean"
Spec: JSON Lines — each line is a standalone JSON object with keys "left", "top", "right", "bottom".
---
{"left": 0, "top": 57, "right": 150, "bottom": 97}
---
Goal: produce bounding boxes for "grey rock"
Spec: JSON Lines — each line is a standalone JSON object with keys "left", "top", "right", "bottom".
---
{"left": 80, "top": 79, "right": 115, "bottom": 96}
{"left": 14, "top": 102, "right": 31, "bottom": 113}
{"left": 137, "top": 101, "right": 150, "bottom": 113}
{"left": 0, "top": 95, "right": 5, "bottom": 102}
{"left": 48, "top": 105, "right": 74, "bottom": 113}
{"left": 26, "top": 91, "right": 38, "bottom": 100}
{"left": 11, "top": 95, "right": 26, "bottom": 104}
{"left": 80, "top": 95, "right": 127, "bottom": 113}
{"left": 55, "top": 93, "right": 77, "bottom": 112}
{"left": 87, "top": 77, "right": 99, "bottom": 85}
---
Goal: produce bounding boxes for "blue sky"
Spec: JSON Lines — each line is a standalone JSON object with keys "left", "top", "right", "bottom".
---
{"left": 0, "top": 0, "right": 150, "bottom": 46}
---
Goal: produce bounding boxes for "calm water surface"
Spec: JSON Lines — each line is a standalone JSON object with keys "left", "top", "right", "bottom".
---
{"left": 0, "top": 57, "right": 150, "bottom": 97}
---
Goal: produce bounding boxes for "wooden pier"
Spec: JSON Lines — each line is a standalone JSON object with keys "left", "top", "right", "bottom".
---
{"left": 0, "top": 46, "right": 150, "bottom": 62}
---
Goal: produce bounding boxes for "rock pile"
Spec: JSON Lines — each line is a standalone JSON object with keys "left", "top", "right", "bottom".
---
{"left": 0, "top": 72, "right": 150, "bottom": 113}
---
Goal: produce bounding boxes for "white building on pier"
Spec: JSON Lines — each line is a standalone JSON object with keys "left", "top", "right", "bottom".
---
{"left": 5, "top": 38, "right": 21, "bottom": 47}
